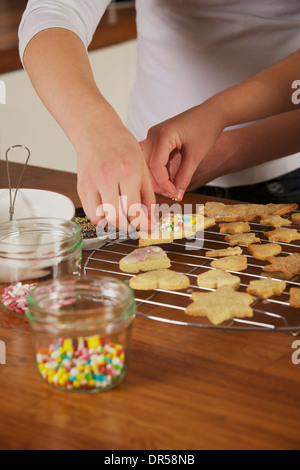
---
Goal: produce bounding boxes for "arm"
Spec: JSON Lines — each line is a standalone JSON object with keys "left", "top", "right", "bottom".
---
{"left": 212, "top": 49, "right": 300, "bottom": 125}
{"left": 143, "top": 50, "right": 300, "bottom": 200}
{"left": 20, "top": 1, "right": 155, "bottom": 231}
{"left": 188, "top": 109, "right": 300, "bottom": 191}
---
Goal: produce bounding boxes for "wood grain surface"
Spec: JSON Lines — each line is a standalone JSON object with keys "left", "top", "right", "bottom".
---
{"left": 0, "top": 162, "right": 300, "bottom": 450}
{"left": 0, "top": 1, "right": 137, "bottom": 74}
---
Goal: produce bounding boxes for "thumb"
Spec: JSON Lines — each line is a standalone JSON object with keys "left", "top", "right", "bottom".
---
{"left": 143, "top": 137, "right": 177, "bottom": 198}
{"left": 173, "top": 152, "right": 199, "bottom": 201}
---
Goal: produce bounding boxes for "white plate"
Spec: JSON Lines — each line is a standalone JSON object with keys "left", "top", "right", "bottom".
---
{"left": 0, "top": 189, "right": 75, "bottom": 223}
{"left": 75, "top": 210, "right": 137, "bottom": 251}
{"left": 83, "top": 236, "right": 109, "bottom": 251}
{"left": 82, "top": 230, "right": 132, "bottom": 251}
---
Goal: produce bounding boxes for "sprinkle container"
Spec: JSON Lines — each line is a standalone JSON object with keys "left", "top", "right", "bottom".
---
{"left": 26, "top": 276, "right": 136, "bottom": 393}
{"left": 0, "top": 218, "right": 83, "bottom": 317}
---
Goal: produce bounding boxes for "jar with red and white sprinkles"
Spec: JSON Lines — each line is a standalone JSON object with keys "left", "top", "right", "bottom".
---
{"left": 0, "top": 218, "right": 83, "bottom": 317}
{"left": 26, "top": 276, "right": 136, "bottom": 393}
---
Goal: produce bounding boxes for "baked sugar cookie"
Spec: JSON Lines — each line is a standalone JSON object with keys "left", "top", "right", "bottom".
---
{"left": 204, "top": 202, "right": 298, "bottom": 222}
{"left": 247, "top": 243, "right": 282, "bottom": 261}
{"left": 264, "top": 228, "right": 300, "bottom": 243}
{"left": 139, "top": 213, "right": 215, "bottom": 247}
{"left": 225, "top": 233, "right": 260, "bottom": 247}
{"left": 129, "top": 268, "right": 190, "bottom": 291}
{"left": 119, "top": 246, "right": 171, "bottom": 274}
{"left": 246, "top": 279, "right": 286, "bottom": 299}
{"left": 219, "top": 222, "right": 251, "bottom": 234}
{"left": 262, "top": 253, "right": 300, "bottom": 278}
{"left": 290, "top": 288, "right": 300, "bottom": 308}
{"left": 196, "top": 269, "right": 241, "bottom": 290}
{"left": 211, "top": 255, "right": 248, "bottom": 272}
{"left": 205, "top": 247, "right": 243, "bottom": 258}
{"left": 259, "top": 215, "right": 292, "bottom": 228}
{"left": 186, "top": 286, "right": 254, "bottom": 325}
{"left": 291, "top": 213, "right": 300, "bottom": 224}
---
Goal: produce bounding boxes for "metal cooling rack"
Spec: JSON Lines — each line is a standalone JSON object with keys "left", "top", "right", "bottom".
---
{"left": 84, "top": 211, "right": 300, "bottom": 336}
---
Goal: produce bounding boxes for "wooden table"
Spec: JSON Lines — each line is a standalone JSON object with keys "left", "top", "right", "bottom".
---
{"left": 0, "top": 162, "right": 300, "bottom": 450}
{"left": 0, "top": 1, "right": 137, "bottom": 74}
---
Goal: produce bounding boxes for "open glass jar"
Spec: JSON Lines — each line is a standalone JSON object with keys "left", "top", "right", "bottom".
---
{"left": 26, "top": 276, "right": 136, "bottom": 393}
{"left": 0, "top": 218, "right": 83, "bottom": 317}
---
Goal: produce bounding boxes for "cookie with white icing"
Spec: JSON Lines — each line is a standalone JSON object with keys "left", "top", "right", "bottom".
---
{"left": 138, "top": 213, "right": 215, "bottom": 247}
{"left": 119, "top": 246, "right": 171, "bottom": 274}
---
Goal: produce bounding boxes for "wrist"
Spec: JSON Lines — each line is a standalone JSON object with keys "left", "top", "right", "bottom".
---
{"left": 70, "top": 98, "right": 124, "bottom": 156}
{"left": 204, "top": 93, "right": 231, "bottom": 130}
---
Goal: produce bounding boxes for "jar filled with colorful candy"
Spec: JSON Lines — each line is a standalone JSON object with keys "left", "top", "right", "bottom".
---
{"left": 26, "top": 276, "right": 136, "bottom": 393}
{"left": 0, "top": 218, "right": 83, "bottom": 317}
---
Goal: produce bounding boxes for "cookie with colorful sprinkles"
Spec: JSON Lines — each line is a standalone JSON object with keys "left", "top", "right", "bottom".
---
{"left": 138, "top": 213, "right": 215, "bottom": 247}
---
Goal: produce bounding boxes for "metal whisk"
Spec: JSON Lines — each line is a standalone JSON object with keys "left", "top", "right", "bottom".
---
{"left": 5, "top": 145, "right": 31, "bottom": 221}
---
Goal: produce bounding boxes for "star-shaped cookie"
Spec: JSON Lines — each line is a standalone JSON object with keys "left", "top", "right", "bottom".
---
{"left": 225, "top": 233, "right": 261, "bottom": 247}
{"left": 264, "top": 228, "right": 300, "bottom": 243}
{"left": 196, "top": 269, "right": 241, "bottom": 289}
{"left": 262, "top": 253, "right": 300, "bottom": 278}
{"left": 260, "top": 215, "right": 292, "bottom": 228}
{"left": 186, "top": 286, "right": 254, "bottom": 325}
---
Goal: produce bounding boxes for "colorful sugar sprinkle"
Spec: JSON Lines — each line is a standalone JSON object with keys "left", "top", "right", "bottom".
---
{"left": 160, "top": 213, "right": 195, "bottom": 232}
{"left": 75, "top": 216, "right": 120, "bottom": 239}
{"left": 75, "top": 216, "right": 97, "bottom": 239}
{"left": 1, "top": 282, "right": 37, "bottom": 315}
{"left": 36, "top": 336, "right": 126, "bottom": 392}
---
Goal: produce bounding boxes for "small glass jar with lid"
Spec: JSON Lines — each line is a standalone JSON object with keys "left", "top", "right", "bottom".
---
{"left": 26, "top": 276, "right": 136, "bottom": 393}
{"left": 0, "top": 218, "right": 83, "bottom": 317}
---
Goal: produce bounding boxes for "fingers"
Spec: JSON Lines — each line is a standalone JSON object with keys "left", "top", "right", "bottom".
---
{"left": 142, "top": 103, "right": 226, "bottom": 202}
{"left": 100, "top": 186, "right": 130, "bottom": 233}
{"left": 77, "top": 183, "right": 102, "bottom": 225}
{"left": 141, "top": 138, "right": 162, "bottom": 194}
{"left": 140, "top": 171, "right": 157, "bottom": 232}
{"left": 78, "top": 158, "right": 156, "bottom": 235}
{"left": 119, "top": 160, "right": 156, "bottom": 233}
{"left": 167, "top": 149, "right": 182, "bottom": 183}
{"left": 172, "top": 148, "right": 200, "bottom": 201}
{"left": 143, "top": 132, "right": 177, "bottom": 198}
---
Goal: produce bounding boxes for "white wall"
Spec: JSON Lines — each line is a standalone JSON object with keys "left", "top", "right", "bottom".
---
{"left": 0, "top": 40, "right": 137, "bottom": 174}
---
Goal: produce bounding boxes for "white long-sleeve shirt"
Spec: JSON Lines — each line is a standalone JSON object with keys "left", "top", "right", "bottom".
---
{"left": 19, "top": 0, "right": 300, "bottom": 188}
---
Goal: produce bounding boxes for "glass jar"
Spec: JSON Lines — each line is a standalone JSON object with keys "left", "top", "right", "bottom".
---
{"left": 26, "top": 276, "right": 136, "bottom": 393}
{"left": 0, "top": 218, "right": 83, "bottom": 317}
